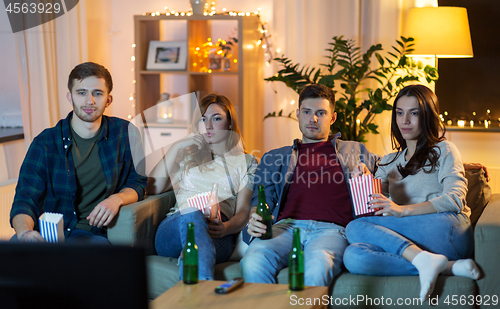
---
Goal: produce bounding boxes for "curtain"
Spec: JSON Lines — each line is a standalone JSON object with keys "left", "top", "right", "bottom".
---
{"left": 15, "top": 1, "right": 88, "bottom": 145}
{"left": 263, "top": 0, "right": 415, "bottom": 156}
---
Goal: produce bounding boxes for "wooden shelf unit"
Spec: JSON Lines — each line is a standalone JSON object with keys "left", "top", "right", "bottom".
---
{"left": 134, "top": 14, "right": 264, "bottom": 153}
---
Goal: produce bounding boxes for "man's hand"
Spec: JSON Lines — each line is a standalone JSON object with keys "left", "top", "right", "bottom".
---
{"left": 87, "top": 195, "right": 122, "bottom": 227}
{"left": 18, "top": 230, "right": 46, "bottom": 243}
{"left": 207, "top": 219, "right": 228, "bottom": 238}
{"left": 352, "top": 162, "right": 371, "bottom": 178}
{"left": 247, "top": 207, "right": 274, "bottom": 238}
{"left": 13, "top": 214, "right": 46, "bottom": 243}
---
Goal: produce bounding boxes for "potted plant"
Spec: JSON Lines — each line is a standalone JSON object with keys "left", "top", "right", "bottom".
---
{"left": 264, "top": 36, "right": 438, "bottom": 142}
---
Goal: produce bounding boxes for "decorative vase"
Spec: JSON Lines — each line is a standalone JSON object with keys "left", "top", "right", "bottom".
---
{"left": 190, "top": 0, "right": 206, "bottom": 15}
{"left": 208, "top": 49, "right": 222, "bottom": 71}
{"left": 223, "top": 56, "right": 231, "bottom": 71}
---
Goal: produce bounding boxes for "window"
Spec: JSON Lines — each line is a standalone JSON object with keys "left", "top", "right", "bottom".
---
{"left": 436, "top": 0, "right": 500, "bottom": 129}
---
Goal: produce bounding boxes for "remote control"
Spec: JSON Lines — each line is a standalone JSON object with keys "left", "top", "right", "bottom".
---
{"left": 214, "top": 277, "right": 244, "bottom": 294}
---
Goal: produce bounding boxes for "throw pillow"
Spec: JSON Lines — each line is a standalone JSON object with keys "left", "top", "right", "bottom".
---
{"left": 465, "top": 168, "right": 492, "bottom": 225}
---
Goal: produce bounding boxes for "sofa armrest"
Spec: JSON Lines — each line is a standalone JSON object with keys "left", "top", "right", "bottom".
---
{"left": 108, "top": 191, "right": 176, "bottom": 255}
{"left": 474, "top": 193, "right": 500, "bottom": 301}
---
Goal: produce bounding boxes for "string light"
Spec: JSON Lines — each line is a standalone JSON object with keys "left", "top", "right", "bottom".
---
{"left": 141, "top": 6, "right": 274, "bottom": 63}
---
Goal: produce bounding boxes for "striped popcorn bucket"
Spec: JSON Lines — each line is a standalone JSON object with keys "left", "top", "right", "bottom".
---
{"left": 348, "top": 174, "right": 382, "bottom": 217}
{"left": 187, "top": 192, "right": 221, "bottom": 220}
{"left": 39, "top": 212, "right": 65, "bottom": 243}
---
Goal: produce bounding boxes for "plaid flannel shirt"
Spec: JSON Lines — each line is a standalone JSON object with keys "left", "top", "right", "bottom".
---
{"left": 10, "top": 112, "right": 147, "bottom": 237}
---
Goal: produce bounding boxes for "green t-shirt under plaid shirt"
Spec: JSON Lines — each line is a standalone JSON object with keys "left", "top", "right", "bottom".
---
{"left": 10, "top": 112, "right": 148, "bottom": 238}
{"left": 70, "top": 122, "right": 107, "bottom": 232}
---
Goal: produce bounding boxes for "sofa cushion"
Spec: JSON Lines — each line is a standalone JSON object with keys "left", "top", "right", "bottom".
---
{"left": 331, "top": 273, "right": 476, "bottom": 308}
{"left": 146, "top": 255, "right": 180, "bottom": 299}
{"left": 464, "top": 168, "right": 491, "bottom": 225}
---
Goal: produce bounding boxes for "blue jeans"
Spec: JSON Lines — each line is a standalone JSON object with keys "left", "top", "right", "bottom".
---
{"left": 240, "top": 219, "right": 348, "bottom": 287}
{"left": 154, "top": 210, "right": 235, "bottom": 281}
{"left": 10, "top": 228, "right": 110, "bottom": 245}
{"left": 344, "top": 212, "right": 473, "bottom": 276}
{"left": 66, "top": 228, "right": 110, "bottom": 245}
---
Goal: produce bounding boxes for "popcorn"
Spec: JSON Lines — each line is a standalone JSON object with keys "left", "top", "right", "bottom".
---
{"left": 187, "top": 191, "right": 221, "bottom": 220}
{"left": 349, "top": 175, "right": 382, "bottom": 217}
{"left": 39, "top": 212, "right": 64, "bottom": 243}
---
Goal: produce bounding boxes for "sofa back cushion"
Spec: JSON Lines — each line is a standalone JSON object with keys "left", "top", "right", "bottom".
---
{"left": 465, "top": 168, "right": 491, "bottom": 225}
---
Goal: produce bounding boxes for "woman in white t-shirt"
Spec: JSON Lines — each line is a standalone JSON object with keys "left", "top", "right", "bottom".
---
{"left": 344, "top": 85, "right": 480, "bottom": 301}
{"left": 147, "top": 94, "right": 257, "bottom": 281}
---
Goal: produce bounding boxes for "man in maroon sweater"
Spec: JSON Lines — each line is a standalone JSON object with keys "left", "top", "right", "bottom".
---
{"left": 240, "top": 84, "right": 379, "bottom": 287}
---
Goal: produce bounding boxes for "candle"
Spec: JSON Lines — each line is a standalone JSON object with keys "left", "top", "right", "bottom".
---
{"left": 159, "top": 107, "right": 167, "bottom": 118}
{"left": 470, "top": 120, "right": 474, "bottom": 128}
{"left": 457, "top": 120, "right": 465, "bottom": 128}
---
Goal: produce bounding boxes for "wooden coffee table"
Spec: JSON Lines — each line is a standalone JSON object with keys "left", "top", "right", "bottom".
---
{"left": 150, "top": 280, "right": 329, "bottom": 309}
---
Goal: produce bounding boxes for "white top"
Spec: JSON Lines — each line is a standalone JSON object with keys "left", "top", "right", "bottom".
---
{"left": 170, "top": 152, "right": 258, "bottom": 219}
{"left": 375, "top": 140, "right": 470, "bottom": 217}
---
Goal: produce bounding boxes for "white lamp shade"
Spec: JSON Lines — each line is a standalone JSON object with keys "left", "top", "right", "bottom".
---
{"left": 405, "top": 7, "right": 473, "bottom": 58}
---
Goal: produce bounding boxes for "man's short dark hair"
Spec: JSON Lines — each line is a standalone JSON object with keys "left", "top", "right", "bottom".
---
{"left": 68, "top": 62, "right": 113, "bottom": 93}
{"left": 298, "top": 84, "right": 336, "bottom": 113}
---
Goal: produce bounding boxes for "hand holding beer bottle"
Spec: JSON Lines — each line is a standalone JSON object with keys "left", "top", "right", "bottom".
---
{"left": 248, "top": 185, "right": 273, "bottom": 239}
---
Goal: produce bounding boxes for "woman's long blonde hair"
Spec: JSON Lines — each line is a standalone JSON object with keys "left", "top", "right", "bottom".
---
{"left": 184, "top": 93, "right": 245, "bottom": 172}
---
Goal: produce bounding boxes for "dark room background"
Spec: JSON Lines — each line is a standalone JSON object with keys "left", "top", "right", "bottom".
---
{"left": 436, "top": 0, "right": 500, "bottom": 128}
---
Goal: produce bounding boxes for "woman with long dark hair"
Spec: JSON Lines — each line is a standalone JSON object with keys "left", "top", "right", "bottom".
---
{"left": 344, "top": 85, "right": 480, "bottom": 301}
{"left": 147, "top": 93, "right": 257, "bottom": 280}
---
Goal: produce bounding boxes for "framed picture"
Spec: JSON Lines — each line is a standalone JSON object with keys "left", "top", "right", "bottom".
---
{"left": 146, "top": 41, "right": 187, "bottom": 71}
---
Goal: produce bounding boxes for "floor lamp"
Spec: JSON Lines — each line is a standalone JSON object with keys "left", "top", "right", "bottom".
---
{"left": 404, "top": 6, "right": 474, "bottom": 70}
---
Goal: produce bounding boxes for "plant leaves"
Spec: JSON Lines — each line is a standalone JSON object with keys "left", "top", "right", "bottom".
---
{"left": 264, "top": 35, "right": 438, "bottom": 142}
{"left": 375, "top": 53, "right": 385, "bottom": 66}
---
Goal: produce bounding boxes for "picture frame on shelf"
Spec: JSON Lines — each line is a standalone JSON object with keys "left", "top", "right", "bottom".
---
{"left": 146, "top": 41, "right": 187, "bottom": 70}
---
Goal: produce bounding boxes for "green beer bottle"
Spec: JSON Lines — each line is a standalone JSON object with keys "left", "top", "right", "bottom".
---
{"left": 256, "top": 184, "right": 273, "bottom": 239}
{"left": 289, "top": 228, "right": 304, "bottom": 291}
{"left": 183, "top": 222, "right": 198, "bottom": 284}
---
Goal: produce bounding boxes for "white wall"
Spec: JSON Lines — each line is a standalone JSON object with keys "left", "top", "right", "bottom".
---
{"left": 0, "top": 7, "right": 22, "bottom": 127}
{"left": 1, "top": 139, "right": 26, "bottom": 179}
{"left": 446, "top": 131, "right": 500, "bottom": 193}
{"left": 0, "top": 7, "right": 24, "bottom": 181}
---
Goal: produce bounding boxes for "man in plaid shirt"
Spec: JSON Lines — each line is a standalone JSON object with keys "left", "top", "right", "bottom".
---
{"left": 10, "top": 62, "right": 148, "bottom": 244}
